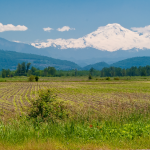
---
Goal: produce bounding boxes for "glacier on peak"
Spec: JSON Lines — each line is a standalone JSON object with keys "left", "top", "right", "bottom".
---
{"left": 31, "top": 23, "right": 150, "bottom": 52}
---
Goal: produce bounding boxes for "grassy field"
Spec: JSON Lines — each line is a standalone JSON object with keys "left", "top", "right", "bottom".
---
{"left": 0, "top": 76, "right": 150, "bottom": 149}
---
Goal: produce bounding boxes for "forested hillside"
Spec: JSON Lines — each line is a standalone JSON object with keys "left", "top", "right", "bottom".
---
{"left": 83, "top": 62, "right": 109, "bottom": 70}
{"left": 0, "top": 50, "right": 81, "bottom": 70}
{"left": 111, "top": 57, "right": 150, "bottom": 69}
{"left": 83, "top": 57, "right": 150, "bottom": 70}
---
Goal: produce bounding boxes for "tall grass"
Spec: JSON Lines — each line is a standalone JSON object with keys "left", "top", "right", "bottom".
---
{"left": 1, "top": 89, "right": 150, "bottom": 149}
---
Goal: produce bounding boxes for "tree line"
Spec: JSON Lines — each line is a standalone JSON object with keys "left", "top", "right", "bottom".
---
{"left": 1, "top": 62, "right": 56, "bottom": 78}
{"left": 100, "top": 66, "right": 149, "bottom": 77}
{"left": 1, "top": 62, "right": 150, "bottom": 78}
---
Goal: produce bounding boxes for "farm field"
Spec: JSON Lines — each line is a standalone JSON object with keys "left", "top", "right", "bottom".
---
{"left": 1, "top": 79, "right": 150, "bottom": 116}
{"left": 1, "top": 78, "right": 150, "bottom": 149}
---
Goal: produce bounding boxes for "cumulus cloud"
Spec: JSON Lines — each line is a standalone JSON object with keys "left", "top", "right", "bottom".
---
{"left": 131, "top": 25, "right": 150, "bottom": 34}
{"left": 0, "top": 23, "right": 28, "bottom": 32}
{"left": 43, "top": 27, "right": 53, "bottom": 32}
{"left": 13, "top": 40, "right": 21, "bottom": 43}
{"left": 57, "top": 26, "right": 75, "bottom": 32}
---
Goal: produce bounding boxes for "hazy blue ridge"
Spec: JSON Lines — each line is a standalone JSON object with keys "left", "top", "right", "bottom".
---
{"left": 82, "top": 57, "right": 150, "bottom": 70}
{"left": 111, "top": 56, "right": 150, "bottom": 69}
{"left": 2, "top": 37, "right": 150, "bottom": 70}
{"left": 83, "top": 62, "right": 109, "bottom": 70}
{"left": 1, "top": 37, "right": 150, "bottom": 67}
{"left": 0, "top": 50, "right": 81, "bottom": 70}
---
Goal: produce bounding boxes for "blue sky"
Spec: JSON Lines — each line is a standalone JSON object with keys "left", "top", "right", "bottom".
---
{"left": 0, "top": 0, "right": 150, "bottom": 43}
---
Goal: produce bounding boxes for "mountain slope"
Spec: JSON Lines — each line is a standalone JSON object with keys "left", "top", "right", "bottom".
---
{"left": 0, "top": 50, "right": 81, "bottom": 70}
{"left": 83, "top": 62, "right": 109, "bottom": 70}
{"left": 111, "top": 57, "right": 150, "bottom": 69}
{"left": 2, "top": 37, "right": 150, "bottom": 67}
{"left": 83, "top": 56, "right": 150, "bottom": 70}
{"left": 1, "top": 23, "right": 150, "bottom": 66}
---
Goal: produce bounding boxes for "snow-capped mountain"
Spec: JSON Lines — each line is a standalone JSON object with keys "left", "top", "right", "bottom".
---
{"left": 31, "top": 23, "right": 150, "bottom": 52}
{"left": 1, "top": 23, "right": 150, "bottom": 67}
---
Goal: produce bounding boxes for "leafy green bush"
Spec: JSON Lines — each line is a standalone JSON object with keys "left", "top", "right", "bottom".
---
{"left": 35, "top": 76, "right": 39, "bottom": 82}
{"left": 106, "top": 77, "right": 110, "bottom": 80}
{"left": 88, "top": 74, "right": 92, "bottom": 80}
{"left": 28, "top": 75, "right": 35, "bottom": 82}
{"left": 28, "top": 90, "right": 69, "bottom": 122}
{"left": 114, "top": 77, "right": 120, "bottom": 80}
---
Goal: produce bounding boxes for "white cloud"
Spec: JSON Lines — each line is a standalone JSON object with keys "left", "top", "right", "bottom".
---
{"left": 131, "top": 25, "right": 150, "bottom": 34}
{"left": 57, "top": 26, "right": 75, "bottom": 32}
{"left": 43, "top": 27, "right": 53, "bottom": 32}
{"left": 0, "top": 23, "right": 28, "bottom": 32}
{"left": 13, "top": 40, "right": 21, "bottom": 43}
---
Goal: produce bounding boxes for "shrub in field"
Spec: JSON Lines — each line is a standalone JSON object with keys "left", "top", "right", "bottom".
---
{"left": 35, "top": 76, "right": 39, "bottom": 82}
{"left": 106, "top": 77, "right": 110, "bottom": 80}
{"left": 28, "top": 75, "right": 35, "bottom": 82}
{"left": 88, "top": 74, "right": 92, "bottom": 80}
{"left": 28, "top": 90, "right": 69, "bottom": 122}
{"left": 114, "top": 77, "right": 120, "bottom": 80}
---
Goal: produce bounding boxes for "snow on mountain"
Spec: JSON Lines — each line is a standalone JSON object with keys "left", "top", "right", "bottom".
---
{"left": 31, "top": 23, "right": 150, "bottom": 52}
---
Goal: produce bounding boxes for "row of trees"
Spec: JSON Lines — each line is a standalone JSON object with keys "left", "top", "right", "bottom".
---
{"left": 16, "top": 62, "right": 31, "bottom": 76}
{"left": 1, "top": 62, "right": 57, "bottom": 78}
{"left": 100, "top": 66, "right": 149, "bottom": 77}
{"left": 1, "top": 62, "right": 150, "bottom": 78}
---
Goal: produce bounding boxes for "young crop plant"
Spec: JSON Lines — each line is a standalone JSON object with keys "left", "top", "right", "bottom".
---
{"left": 25, "top": 87, "right": 31, "bottom": 104}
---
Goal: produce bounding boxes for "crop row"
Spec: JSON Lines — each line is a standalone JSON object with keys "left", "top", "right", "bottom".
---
{"left": 0, "top": 81, "right": 150, "bottom": 116}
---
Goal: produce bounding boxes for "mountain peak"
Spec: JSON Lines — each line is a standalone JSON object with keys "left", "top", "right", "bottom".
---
{"left": 31, "top": 23, "right": 150, "bottom": 52}
{"left": 106, "top": 23, "right": 122, "bottom": 27}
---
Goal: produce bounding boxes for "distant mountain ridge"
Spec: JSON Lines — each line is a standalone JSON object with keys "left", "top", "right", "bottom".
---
{"left": 111, "top": 57, "right": 150, "bottom": 69}
{"left": 83, "top": 62, "right": 109, "bottom": 70}
{"left": 83, "top": 57, "right": 150, "bottom": 70}
{"left": 1, "top": 49, "right": 150, "bottom": 71}
{"left": 0, "top": 50, "right": 81, "bottom": 70}
{"left": 1, "top": 36, "right": 150, "bottom": 67}
{"left": 1, "top": 23, "right": 150, "bottom": 67}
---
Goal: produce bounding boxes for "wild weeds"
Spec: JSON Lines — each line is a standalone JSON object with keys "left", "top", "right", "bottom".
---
{"left": 1, "top": 82, "right": 150, "bottom": 149}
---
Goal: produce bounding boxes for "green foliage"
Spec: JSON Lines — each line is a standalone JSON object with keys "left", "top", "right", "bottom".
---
{"left": 114, "top": 77, "right": 120, "bottom": 80}
{"left": 100, "top": 65, "right": 150, "bottom": 77}
{"left": 26, "top": 62, "right": 31, "bottom": 72}
{"left": 35, "top": 76, "right": 39, "bottom": 82}
{"left": 2, "top": 70, "right": 6, "bottom": 78}
{"left": 2, "top": 69, "right": 11, "bottom": 78}
{"left": 141, "top": 68, "right": 147, "bottom": 76}
{"left": 44, "top": 66, "right": 56, "bottom": 76}
{"left": 106, "top": 77, "right": 110, "bottom": 80}
{"left": 1, "top": 118, "right": 150, "bottom": 149}
{"left": 3, "top": 60, "right": 150, "bottom": 79}
{"left": 28, "top": 90, "right": 69, "bottom": 122}
{"left": 28, "top": 75, "right": 35, "bottom": 82}
{"left": 88, "top": 73, "right": 92, "bottom": 80}
{"left": 89, "top": 67, "right": 94, "bottom": 75}
{"left": 16, "top": 62, "right": 31, "bottom": 76}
